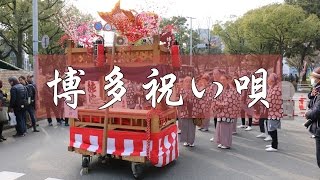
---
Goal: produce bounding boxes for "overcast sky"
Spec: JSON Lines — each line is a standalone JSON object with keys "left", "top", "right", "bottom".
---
{"left": 72, "top": 0, "right": 284, "bottom": 27}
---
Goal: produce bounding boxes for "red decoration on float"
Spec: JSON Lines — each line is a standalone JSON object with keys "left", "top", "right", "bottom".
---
{"left": 98, "top": 1, "right": 159, "bottom": 42}
{"left": 171, "top": 45, "right": 181, "bottom": 68}
{"left": 69, "top": 124, "right": 179, "bottom": 167}
{"left": 96, "top": 44, "right": 105, "bottom": 67}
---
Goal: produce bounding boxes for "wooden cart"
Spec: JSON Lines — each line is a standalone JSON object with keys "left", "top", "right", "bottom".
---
{"left": 66, "top": 35, "right": 179, "bottom": 179}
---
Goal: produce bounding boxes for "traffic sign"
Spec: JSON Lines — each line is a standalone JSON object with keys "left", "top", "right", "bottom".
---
{"left": 104, "top": 23, "right": 112, "bottom": 31}
{"left": 41, "top": 35, "right": 50, "bottom": 49}
{"left": 196, "top": 44, "right": 206, "bottom": 49}
{"left": 94, "top": 22, "right": 103, "bottom": 31}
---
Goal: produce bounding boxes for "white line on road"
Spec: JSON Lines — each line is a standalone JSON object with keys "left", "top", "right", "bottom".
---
{"left": 0, "top": 171, "right": 64, "bottom": 180}
{"left": 0, "top": 171, "right": 25, "bottom": 180}
{"left": 41, "top": 127, "right": 50, "bottom": 138}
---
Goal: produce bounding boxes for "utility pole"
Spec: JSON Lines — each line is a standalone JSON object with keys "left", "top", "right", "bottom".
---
{"left": 208, "top": 27, "right": 211, "bottom": 54}
{"left": 187, "top": 17, "right": 195, "bottom": 66}
{"left": 32, "top": 0, "right": 38, "bottom": 80}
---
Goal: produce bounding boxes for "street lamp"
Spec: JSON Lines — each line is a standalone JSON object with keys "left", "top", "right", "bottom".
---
{"left": 186, "top": 17, "right": 195, "bottom": 66}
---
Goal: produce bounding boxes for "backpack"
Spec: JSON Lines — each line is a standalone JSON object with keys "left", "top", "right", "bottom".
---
{"left": 15, "top": 85, "right": 31, "bottom": 110}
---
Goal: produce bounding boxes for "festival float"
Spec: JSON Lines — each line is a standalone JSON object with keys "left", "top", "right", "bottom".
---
{"left": 60, "top": 1, "right": 181, "bottom": 179}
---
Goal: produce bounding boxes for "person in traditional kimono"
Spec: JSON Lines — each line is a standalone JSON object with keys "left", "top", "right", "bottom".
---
{"left": 265, "top": 73, "right": 283, "bottom": 152}
{"left": 213, "top": 74, "right": 238, "bottom": 149}
{"left": 229, "top": 75, "right": 241, "bottom": 134}
{"left": 178, "top": 76, "right": 195, "bottom": 147}
{"left": 198, "top": 74, "right": 212, "bottom": 132}
{"left": 176, "top": 79, "right": 184, "bottom": 134}
{"left": 256, "top": 101, "right": 269, "bottom": 139}
{"left": 125, "top": 80, "right": 136, "bottom": 109}
{"left": 238, "top": 73, "right": 254, "bottom": 131}
{"left": 209, "top": 71, "right": 223, "bottom": 142}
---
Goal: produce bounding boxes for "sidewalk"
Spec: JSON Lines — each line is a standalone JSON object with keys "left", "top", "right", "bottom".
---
{"left": 3, "top": 119, "right": 46, "bottom": 130}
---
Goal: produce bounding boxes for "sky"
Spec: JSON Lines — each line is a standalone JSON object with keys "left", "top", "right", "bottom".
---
{"left": 72, "top": 0, "right": 284, "bottom": 28}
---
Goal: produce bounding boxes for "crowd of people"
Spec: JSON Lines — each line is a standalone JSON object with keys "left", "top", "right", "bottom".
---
{"left": 174, "top": 68, "right": 319, "bottom": 168}
{"left": 177, "top": 70, "right": 282, "bottom": 152}
{"left": 0, "top": 75, "right": 69, "bottom": 142}
{"left": 0, "top": 76, "right": 36, "bottom": 140}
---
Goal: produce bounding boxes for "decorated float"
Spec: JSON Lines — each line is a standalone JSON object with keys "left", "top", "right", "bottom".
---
{"left": 61, "top": 1, "right": 181, "bottom": 179}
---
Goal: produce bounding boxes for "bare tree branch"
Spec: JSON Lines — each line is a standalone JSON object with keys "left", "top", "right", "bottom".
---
{"left": 0, "top": 31, "right": 17, "bottom": 54}
{"left": 0, "top": 49, "right": 12, "bottom": 59}
{"left": 22, "top": 43, "right": 32, "bottom": 55}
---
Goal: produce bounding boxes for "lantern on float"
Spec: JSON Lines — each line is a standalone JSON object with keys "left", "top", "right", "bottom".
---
{"left": 93, "top": 37, "right": 105, "bottom": 67}
{"left": 171, "top": 43, "right": 181, "bottom": 69}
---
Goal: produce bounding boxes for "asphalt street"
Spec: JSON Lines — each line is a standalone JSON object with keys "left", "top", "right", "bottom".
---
{"left": 0, "top": 117, "right": 319, "bottom": 180}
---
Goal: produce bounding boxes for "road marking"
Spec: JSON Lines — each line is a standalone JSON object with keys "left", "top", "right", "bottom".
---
{"left": 41, "top": 127, "right": 50, "bottom": 138}
{"left": 0, "top": 171, "right": 25, "bottom": 180}
{"left": 0, "top": 171, "right": 64, "bottom": 180}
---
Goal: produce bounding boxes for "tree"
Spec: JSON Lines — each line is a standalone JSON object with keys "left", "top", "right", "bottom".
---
{"left": 285, "top": 0, "right": 320, "bottom": 78}
{"left": 213, "top": 4, "right": 320, "bottom": 80}
{"left": 0, "top": 0, "right": 64, "bottom": 68}
{"left": 214, "top": 4, "right": 320, "bottom": 55}
{"left": 160, "top": 16, "right": 200, "bottom": 55}
{"left": 213, "top": 20, "right": 250, "bottom": 54}
{"left": 24, "top": 17, "right": 65, "bottom": 56}
{"left": 285, "top": 0, "right": 320, "bottom": 17}
{"left": 29, "top": 5, "right": 94, "bottom": 55}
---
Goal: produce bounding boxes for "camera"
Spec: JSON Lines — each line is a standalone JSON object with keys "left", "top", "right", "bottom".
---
{"left": 304, "top": 119, "right": 313, "bottom": 128}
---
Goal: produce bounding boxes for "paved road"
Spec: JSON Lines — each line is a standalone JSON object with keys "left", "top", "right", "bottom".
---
{"left": 0, "top": 117, "right": 319, "bottom": 180}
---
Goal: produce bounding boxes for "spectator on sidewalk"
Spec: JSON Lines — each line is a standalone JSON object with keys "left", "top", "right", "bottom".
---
{"left": 27, "top": 75, "right": 36, "bottom": 87}
{"left": 8, "top": 77, "right": 27, "bottom": 137}
{"left": 304, "top": 67, "right": 320, "bottom": 167}
{"left": 0, "top": 80, "right": 8, "bottom": 142}
{"left": 19, "top": 76, "right": 39, "bottom": 132}
{"left": 289, "top": 73, "right": 294, "bottom": 82}
{"left": 26, "top": 74, "right": 40, "bottom": 127}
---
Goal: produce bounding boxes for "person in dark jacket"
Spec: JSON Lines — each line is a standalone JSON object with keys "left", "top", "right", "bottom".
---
{"left": 304, "top": 67, "right": 320, "bottom": 168}
{"left": 307, "top": 88, "right": 317, "bottom": 138}
{"left": 19, "top": 76, "right": 39, "bottom": 132}
{"left": 26, "top": 74, "right": 40, "bottom": 127}
{"left": 8, "top": 76, "right": 27, "bottom": 137}
{"left": 27, "top": 75, "right": 36, "bottom": 87}
{"left": 0, "top": 80, "right": 8, "bottom": 141}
